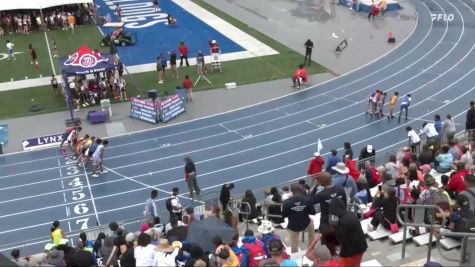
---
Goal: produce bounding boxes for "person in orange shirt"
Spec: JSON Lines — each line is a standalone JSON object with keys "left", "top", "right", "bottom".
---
{"left": 291, "top": 64, "right": 308, "bottom": 89}
{"left": 387, "top": 91, "right": 399, "bottom": 120}
{"left": 67, "top": 13, "right": 75, "bottom": 33}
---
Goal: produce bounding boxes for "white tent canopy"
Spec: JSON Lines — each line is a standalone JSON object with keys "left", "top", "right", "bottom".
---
{"left": 0, "top": 0, "right": 93, "bottom": 11}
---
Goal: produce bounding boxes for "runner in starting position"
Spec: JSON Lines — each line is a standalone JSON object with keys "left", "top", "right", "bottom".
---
{"left": 398, "top": 94, "right": 412, "bottom": 123}
{"left": 91, "top": 139, "right": 109, "bottom": 177}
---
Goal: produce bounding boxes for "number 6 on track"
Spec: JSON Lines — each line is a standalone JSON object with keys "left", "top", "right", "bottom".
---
{"left": 73, "top": 203, "right": 89, "bottom": 215}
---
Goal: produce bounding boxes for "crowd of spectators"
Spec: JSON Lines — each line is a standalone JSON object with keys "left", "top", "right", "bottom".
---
{"left": 0, "top": 4, "right": 95, "bottom": 35}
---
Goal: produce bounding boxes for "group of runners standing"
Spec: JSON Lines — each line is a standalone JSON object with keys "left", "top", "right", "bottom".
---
{"left": 59, "top": 125, "right": 109, "bottom": 177}
{"left": 367, "top": 90, "right": 412, "bottom": 122}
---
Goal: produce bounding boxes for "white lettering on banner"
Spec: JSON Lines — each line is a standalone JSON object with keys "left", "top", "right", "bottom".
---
{"left": 103, "top": 0, "right": 168, "bottom": 28}
{"left": 431, "top": 13, "right": 454, "bottom": 22}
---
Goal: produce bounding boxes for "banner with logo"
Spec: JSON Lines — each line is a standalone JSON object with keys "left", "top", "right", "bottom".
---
{"left": 159, "top": 94, "right": 186, "bottom": 123}
{"left": 130, "top": 97, "right": 159, "bottom": 124}
{"left": 22, "top": 133, "right": 64, "bottom": 151}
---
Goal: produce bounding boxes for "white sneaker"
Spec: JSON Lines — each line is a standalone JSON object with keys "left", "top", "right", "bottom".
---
{"left": 101, "top": 169, "right": 108, "bottom": 174}
{"left": 91, "top": 173, "right": 99, "bottom": 177}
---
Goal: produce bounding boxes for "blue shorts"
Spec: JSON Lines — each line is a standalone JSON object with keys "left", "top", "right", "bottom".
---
{"left": 400, "top": 105, "right": 408, "bottom": 111}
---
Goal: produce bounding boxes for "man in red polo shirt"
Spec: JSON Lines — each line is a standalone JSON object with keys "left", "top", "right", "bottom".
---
{"left": 308, "top": 152, "right": 324, "bottom": 185}
{"left": 448, "top": 162, "right": 470, "bottom": 194}
{"left": 183, "top": 75, "right": 193, "bottom": 102}
{"left": 179, "top": 41, "right": 190, "bottom": 67}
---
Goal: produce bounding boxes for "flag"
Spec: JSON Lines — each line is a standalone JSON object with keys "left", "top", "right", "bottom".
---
{"left": 317, "top": 138, "right": 323, "bottom": 153}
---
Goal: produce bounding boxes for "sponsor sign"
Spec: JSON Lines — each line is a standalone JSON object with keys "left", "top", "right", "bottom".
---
{"left": 158, "top": 94, "right": 186, "bottom": 123}
{"left": 64, "top": 46, "right": 109, "bottom": 68}
{"left": 431, "top": 13, "right": 454, "bottom": 22}
{"left": 22, "top": 133, "right": 64, "bottom": 151}
{"left": 130, "top": 97, "right": 158, "bottom": 124}
{"left": 335, "top": 39, "right": 348, "bottom": 53}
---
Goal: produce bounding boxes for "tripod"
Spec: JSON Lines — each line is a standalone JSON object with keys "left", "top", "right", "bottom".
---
{"left": 194, "top": 73, "right": 211, "bottom": 86}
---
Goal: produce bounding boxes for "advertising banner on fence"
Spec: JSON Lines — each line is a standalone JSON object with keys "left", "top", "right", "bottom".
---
{"left": 130, "top": 97, "right": 159, "bottom": 124}
{"left": 159, "top": 94, "right": 186, "bottom": 123}
{"left": 22, "top": 133, "right": 64, "bottom": 151}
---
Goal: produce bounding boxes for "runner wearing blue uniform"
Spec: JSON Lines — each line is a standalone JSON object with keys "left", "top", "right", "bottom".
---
{"left": 398, "top": 94, "right": 411, "bottom": 123}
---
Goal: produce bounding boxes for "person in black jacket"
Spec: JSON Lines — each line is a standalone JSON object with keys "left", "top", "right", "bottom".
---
{"left": 343, "top": 142, "right": 353, "bottom": 161}
{"left": 184, "top": 157, "right": 200, "bottom": 197}
{"left": 368, "top": 187, "right": 399, "bottom": 232}
{"left": 466, "top": 101, "right": 475, "bottom": 142}
{"left": 418, "top": 145, "right": 434, "bottom": 165}
{"left": 329, "top": 198, "right": 367, "bottom": 267}
{"left": 240, "top": 190, "right": 258, "bottom": 222}
{"left": 359, "top": 145, "right": 376, "bottom": 170}
{"left": 219, "top": 183, "right": 234, "bottom": 210}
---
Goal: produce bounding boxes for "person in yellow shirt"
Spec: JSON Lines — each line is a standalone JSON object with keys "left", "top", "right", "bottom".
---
{"left": 67, "top": 14, "right": 75, "bottom": 33}
{"left": 50, "top": 220, "right": 66, "bottom": 246}
{"left": 388, "top": 91, "right": 399, "bottom": 120}
{"left": 216, "top": 245, "right": 240, "bottom": 267}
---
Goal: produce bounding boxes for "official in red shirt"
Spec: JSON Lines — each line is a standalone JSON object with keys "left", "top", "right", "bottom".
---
{"left": 447, "top": 162, "right": 469, "bottom": 193}
{"left": 183, "top": 75, "right": 193, "bottom": 102}
{"left": 209, "top": 39, "right": 220, "bottom": 53}
{"left": 178, "top": 41, "right": 190, "bottom": 67}
{"left": 308, "top": 152, "right": 325, "bottom": 183}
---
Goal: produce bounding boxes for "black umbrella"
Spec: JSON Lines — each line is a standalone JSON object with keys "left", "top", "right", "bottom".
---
{"left": 186, "top": 217, "right": 236, "bottom": 253}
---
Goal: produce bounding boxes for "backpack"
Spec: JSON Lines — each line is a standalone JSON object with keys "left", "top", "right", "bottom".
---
{"left": 242, "top": 240, "right": 267, "bottom": 267}
{"left": 453, "top": 210, "right": 475, "bottom": 233}
{"left": 261, "top": 235, "right": 290, "bottom": 260}
{"left": 423, "top": 189, "right": 450, "bottom": 223}
{"left": 396, "top": 186, "right": 412, "bottom": 205}
{"left": 165, "top": 197, "right": 175, "bottom": 213}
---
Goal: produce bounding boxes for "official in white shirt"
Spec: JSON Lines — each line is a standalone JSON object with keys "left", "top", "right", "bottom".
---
{"left": 419, "top": 122, "right": 439, "bottom": 147}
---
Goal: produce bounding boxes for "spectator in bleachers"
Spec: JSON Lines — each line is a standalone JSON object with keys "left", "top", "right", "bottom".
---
{"left": 367, "top": 187, "right": 399, "bottom": 233}
{"left": 10, "top": 249, "right": 28, "bottom": 267}
{"left": 67, "top": 240, "right": 95, "bottom": 267}
{"left": 329, "top": 198, "right": 367, "bottom": 267}
{"left": 344, "top": 155, "right": 360, "bottom": 182}
{"left": 406, "top": 126, "right": 421, "bottom": 154}
{"left": 314, "top": 172, "right": 347, "bottom": 229}
{"left": 448, "top": 162, "right": 469, "bottom": 194}
{"left": 434, "top": 114, "right": 443, "bottom": 143}
{"left": 332, "top": 162, "right": 358, "bottom": 200}
{"left": 152, "top": 239, "right": 179, "bottom": 266}
{"left": 165, "top": 217, "right": 187, "bottom": 242}
{"left": 385, "top": 154, "right": 400, "bottom": 180}
{"left": 241, "top": 230, "right": 268, "bottom": 266}
{"left": 465, "top": 101, "right": 475, "bottom": 142}
{"left": 448, "top": 139, "right": 462, "bottom": 161}
{"left": 259, "top": 240, "right": 297, "bottom": 266}
{"left": 240, "top": 190, "right": 258, "bottom": 222}
{"left": 46, "top": 247, "right": 65, "bottom": 267}
{"left": 281, "top": 186, "right": 292, "bottom": 201}
{"left": 308, "top": 152, "right": 325, "bottom": 185}
{"left": 395, "top": 177, "right": 412, "bottom": 205}
{"left": 257, "top": 220, "right": 286, "bottom": 256}
{"left": 299, "top": 179, "right": 311, "bottom": 195}
{"left": 93, "top": 233, "right": 106, "bottom": 258}
{"left": 363, "top": 161, "right": 382, "bottom": 188}
{"left": 120, "top": 233, "right": 136, "bottom": 267}
{"left": 134, "top": 233, "right": 156, "bottom": 267}
{"left": 215, "top": 245, "right": 240, "bottom": 267}
{"left": 115, "top": 230, "right": 129, "bottom": 255}
{"left": 183, "top": 207, "right": 198, "bottom": 225}
{"left": 460, "top": 174, "right": 475, "bottom": 210}
{"left": 50, "top": 220, "right": 66, "bottom": 246}
{"left": 420, "top": 176, "right": 452, "bottom": 221}
{"left": 326, "top": 150, "right": 341, "bottom": 175}
{"left": 358, "top": 145, "right": 376, "bottom": 170}
{"left": 266, "top": 190, "right": 285, "bottom": 225}
{"left": 355, "top": 175, "right": 370, "bottom": 205}
{"left": 305, "top": 235, "right": 342, "bottom": 267}
{"left": 443, "top": 114, "right": 456, "bottom": 141}
{"left": 457, "top": 145, "right": 473, "bottom": 170}
{"left": 141, "top": 217, "right": 157, "bottom": 234}
{"left": 283, "top": 183, "right": 316, "bottom": 253}
{"left": 440, "top": 175, "right": 454, "bottom": 205}
{"left": 187, "top": 244, "right": 209, "bottom": 266}
{"left": 418, "top": 145, "right": 435, "bottom": 165}
{"left": 109, "top": 222, "right": 125, "bottom": 239}
{"left": 100, "top": 237, "right": 118, "bottom": 266}
{"left": 175, "top": 241, "right": 192, "bottom": 266}
{"left": 220, "top": 183, "right": 235, "bottom": 211}
{"left": 435, "top": 144, "right": 454, "bottom": 173}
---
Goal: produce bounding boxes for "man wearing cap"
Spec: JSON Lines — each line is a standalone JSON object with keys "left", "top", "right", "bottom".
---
{"left": 314, "top": 172, "right": 347, "bottom": 231}
{"left": 259, "top": 240, "right": 298, "bottom": 266}
{"left": 308, "top": 152, "right": 325, "bottom": 184}
{"left": 67, "top": 240, "right": 94, "bottom": 267}
{"left": 328, "top": 198, "right": 367, "bottom": 267}
{"left": 331, "top": 162, "right": 358, "bottom": 200}
{"left": 358, "top": 145, "right": 376, "bottom": 170}
{"left": 282, "top": 183, "right": 316, "bottom": 253}
{"left": 448, "top": 162, "right": 470, "bottom": 194}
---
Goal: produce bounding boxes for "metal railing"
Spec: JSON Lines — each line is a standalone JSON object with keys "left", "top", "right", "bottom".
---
{"left": 396, "top": 204, "right": 446, "bottom": 263}
{"left": 228, "top": 200, "right": 251, "bottom": 230}
{"left": 436, "top": 230, "right": 475, "bottom": 265}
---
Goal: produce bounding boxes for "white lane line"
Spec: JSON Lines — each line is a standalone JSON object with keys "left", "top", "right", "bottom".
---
{"left": 0, "top": 174, "right": 83, "bottom": 192}
{"left": 0, "top": 198, "right": 93, "bottom": 219}
{"left": 0, "top": 1, "right": 424, "bottom": 163}
{"left": 44, "top": 31, "right": 56, "bottom": 76}
{"left": 83, "top": 167, "right": 101, "bottom": 226}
